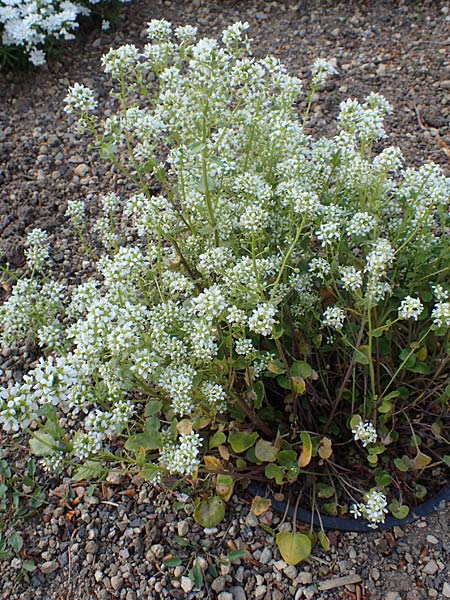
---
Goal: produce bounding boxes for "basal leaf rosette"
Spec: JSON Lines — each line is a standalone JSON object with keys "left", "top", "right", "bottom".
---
{"left": 1, "top": 21, "right": 449, "bottom": 532}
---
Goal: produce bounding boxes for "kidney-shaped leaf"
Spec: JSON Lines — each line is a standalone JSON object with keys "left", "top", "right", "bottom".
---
{"left": 194, "top": 496, "right": 226, "bottom": 528}
{"left": 275, "top": 531, "right": 312, "bottom": 565}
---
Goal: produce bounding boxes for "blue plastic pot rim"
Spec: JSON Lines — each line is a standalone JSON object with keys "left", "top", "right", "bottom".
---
{"left": 248, "top": 482, "right": 450, "bottom": 532}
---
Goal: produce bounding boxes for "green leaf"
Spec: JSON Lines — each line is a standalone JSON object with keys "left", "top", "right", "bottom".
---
{"left": 144, "top": 400, "right": 163, "bottom": 416}
{"left": 291, "top": 360, "right": 313, "bottom": 379}
{"left": 209, "top": 431, "right": 226, "bottom": 449}
{"left": 443, "top": 455, "right": 450, "bottom": 467}
{"left": 227, "top": 549, "right": 246, "bottom": 561}
{"left": 354, "top": 346, "right": 370, "bottom": 365}
{"left": 9, "top": 531, "right": 23, "bottom": 553}
{"left": 277, "top": 375, "right": 292, "bottom": 390}
{"left": 194, "top": 496, "right": 225, "bottom": 528}
{"left": 375, "top": 471, "right": 392, "bottom": 487}
{"left": 389, "top": 499, "right": 409, "bottom": 520}
{"left": 318, "top": 531, "right": 331, "bottom": 552}
{"left": 125, "top": 417, "right": 161, "bottom": 452}
{"left": 407, "top": 362, "right": 431, "bottom": 375}
{"left": 323, "top": 502, "right": 338, "bottom": 516}
{"left": 349, "top": 414, "right": 362, "bottom": 430}
{"left": 299, "top": 431, "right": 312, "bottom": 467}
{"left": 317, "top": 484, "right": 334, "bottom": 499}
{"left": 163, "top": 557, "right": 182, "bottom": 567}
{"left": 29, "top": 433, "right": 56, "bottom": 457}
{"left": 254, "top": 439, "right": 278, "bottom": 463}
{"left": 275, "top": 532, "right": 312, "bottom": 566}
{"left": 140, "top": 464, "right": 162, "bottom": 483}
{"left": 415, "top": 484, "right": 427, "bottom": 500}
{"left": 22, "top": 561, "right": 37, "bottom": 572}
{"left": 189, "top": 564, "right": 204, "bottom": 590}
{"left": 72, "top": 461, "right": 104, "bottom": 482}
{"left": 99, "top": 142, "right": 117, "bottom": 160}
{"left": 253, "top": 381, "right": 265, "bottom": 410}
{"left": 265, "top": 463, "right": 284, "bottom": 485}
{"left": 393, "top": 457, "right": 410, "bottom": 472}
{"left": 277, "top": 450, "right": 297, "bottom": 467}
{"left": 228, "top": 431, "right": 258, "bottom": 453}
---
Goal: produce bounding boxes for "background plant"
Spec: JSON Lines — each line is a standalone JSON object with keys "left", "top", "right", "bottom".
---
{"left": 0, "top": 0, "right": 130, "bottom": 68}
{"left": 0, "top": 20, "right": 449, "bottom": 555}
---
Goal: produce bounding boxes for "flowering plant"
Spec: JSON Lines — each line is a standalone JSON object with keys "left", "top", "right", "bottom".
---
{"left": 1, "top": 21, "right": 449, "bottom": 555}
{"left": 0, "top": 0, "right": 129, "bottom": 67}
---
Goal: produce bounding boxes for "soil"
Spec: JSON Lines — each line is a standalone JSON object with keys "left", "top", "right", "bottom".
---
{"left": 1, "top": 1, "right": 450, "bottom": 599}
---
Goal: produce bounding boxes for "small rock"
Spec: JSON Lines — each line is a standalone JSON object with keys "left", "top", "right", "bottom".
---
{"left": 106, "top": 471, "right": 123, "bottom": 485}
{"left": 423, "top": 560, "right": 439, "bottom": 575}
{"left": 254, "top": 585, "right": 267, "bottom": 599}
{"left": 385, "top": 593, "right": 401, "bottom": 600}
{"left": 259, "top": 547, "right": 272, "bottom": 564}
{"left": 245, "top": 512, "right": 258, "bottom": 527}
{"left": 180, "top": 576, "right": 194, "bottom": 593}
{"left": 426, "top": 535, "right": 439, "bottom": 545}
{"left": 303, "top": 587, "right": 315, "bottom": 600}
{"left": 442, "top": 583, "right": 450, "bottom": 598}
{"left": 110, "top": 575, "right": 123, "bottom": 590}
{"left": 177, "top": 520, "right": 189, "bottom": 537}
{"left": 229, "top": 586, "right": 246, "bottom": 600}
{"left": 85, "top": 541, "right": 98, "bottom": 553}
{"left": 212, "top": 577, "right": 227, "bottom": 593}
{"left": 218, "top": 593, "right": 233, "bottom": 600}
{"left": 40, "top": 561, "right": 59, "bottom": 575}
{"left": 73, "top": 163, "right": 90, "bottom": 178}
{"left": 284, "top": 565, "right": 298, "bottom": 580}
{"left": 298, "top": 572, "right": 313, "bottom": 585}
{"left": 371, "top": 568, "right": 380, "bottom": 581}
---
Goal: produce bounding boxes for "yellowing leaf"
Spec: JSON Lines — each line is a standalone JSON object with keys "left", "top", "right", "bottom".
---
{"left": 216, "top": 474, "right": 234, "bottom": 502}
{"left": 204, "top": 455, "right": 223, "bottom": 471}
{"left": 218, "top": 444, "right": 230, "bottom": 461}
{"left": 250, "top": 495, "right": 271, "bottom": 516}
{"left": 318, "top": 437, "right": 333, "bottom": 460}
{"left": 275, "top": 532, "right": 312, "bottom": 566}
{"left": 177, "top": 419, "right": 193, "bottom": 435}
{"left": 299, "top": 431, "right": 312, "bottom": 467}
{"left": 412, "top": 451, "right": 432, "bottom": 470}
{"left": 254, "top": 439, "right": 278, "bottom": 463}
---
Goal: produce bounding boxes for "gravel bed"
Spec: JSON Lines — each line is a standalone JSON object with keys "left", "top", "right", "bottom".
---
{"left": 1, "top": 1, "right": 449, "bottom": 598}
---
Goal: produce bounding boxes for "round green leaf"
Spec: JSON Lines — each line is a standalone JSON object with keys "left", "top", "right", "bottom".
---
{"left": 228, "top": 431, "right": 258, "bottom": 453}
{"left": 194, "top": 496, "right": 226, "bottom": 528}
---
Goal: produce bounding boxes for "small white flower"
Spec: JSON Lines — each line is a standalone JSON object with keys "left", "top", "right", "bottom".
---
{"left": 64, "top": 83, "right": 97, "bottom": 114}
{"left": 431, "top": 302, "right": 450, "bottom": 329}
{"left": 311, "top": 58, "right": 337, "bottom": 87}
{"left": 340, "top": 266, "right": 363, "bottom": 292}
{"left": 101, "top": 20, "right": 111, "bottom": 32}
{"left": 350, "top": 489, "right": 388, "bottom": 528}
{"left": 248, "top": 303, "right": 277, "bottom": 337}
{"left": 322, "top": 306, "right": 345, "bottom": 331}
{"left": 352, "top": 420, "right": 377, "bottom": 447}
{"left": 398, "top": 296, "right": 424, "bottom": 321}
{"left": 235, "top": 338, "right": 254, "bottom": 356}
{"left": 29, "top": 49, "right": 46, "bottom": 66}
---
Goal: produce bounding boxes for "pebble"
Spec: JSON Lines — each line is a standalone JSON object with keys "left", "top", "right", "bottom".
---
{"left": 426, "top": 535, "right": 439, "bottom": 544}
{"left": 180, "top": 576, "right": 194, "bottom": 593}
{"left": 385, "top": 593, "right": 401, "bottom": 600}
{"left": 110, "top": 575, "right": 123, "bottom": 590}
{"left": 177, "top": 520, "right": 189, "bottom": 537}
{"left": 254, "top": 585, "right": 267, "bottom": 598}
{"left": 259, "top": 547, "right": 272, "bottom": 564}
{"left": 40, "top": 561, "right": 59, "bottom": 574}
{"left": 229, "top": 586, "right": 246, "bottom": 600}
{"left": 218, "top": 593, "right": 234, "bottom": 600}
{"left": 212, "top": 576, "right": 227, "bottom": 593}
{"left": 73, "top": 163, "right": 90, "bottom": 177}
{"left": 284, "top": 565, "right": 298, "bottom": 580}
{"left": 423, "top": 560, "right": 439, "bottom": 575}
{"left": 297, "top": 572, "right": 313, "bottom": 585}
{"left": 443, "top": 583, "right": 450, "bottom": 598}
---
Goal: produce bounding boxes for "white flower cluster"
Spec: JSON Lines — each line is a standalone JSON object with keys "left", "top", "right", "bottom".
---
{"left": 25, "top": 228, "right": 49, "bottom": 271}
{"left": 398, "top": 296, "right": 424, "bottom": 321}
{"left": 0, "top": 0, "right": 131, "bottom": 67}
{"left": 350, "top": 489, "right": 388, "bottom": 528}
{"left": 159, "top": 431, "right": 202, "bottom": 477}
{"left": 352, "top": 420, "right": 377, "bottom": 447}
{"left": 322, "top": 305, "right": 345, "bottom": 331}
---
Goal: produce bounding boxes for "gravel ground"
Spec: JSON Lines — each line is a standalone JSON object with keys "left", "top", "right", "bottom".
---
{"left": 1, "top": 1, "right": 450, "bottom": 598}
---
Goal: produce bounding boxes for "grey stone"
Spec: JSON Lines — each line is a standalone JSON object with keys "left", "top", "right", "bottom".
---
{"left": 180, "top": 576, "right": 194, "bottom": 593}
{"left": 40, "top": 561, "right": 59, "bottom": 575}
{"left": 212, "top": 577, "right": 227, "bottom": 593}
{"left": 423, "top": 560, "right": 439, "bottom": 575}
{"left": 110, "top": 575, "right": 123, "bottom": 590}
{"left": 229, "top": 586, "right": 246, "bottom": 600}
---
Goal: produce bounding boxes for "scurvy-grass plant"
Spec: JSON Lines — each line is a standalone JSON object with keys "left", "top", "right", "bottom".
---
{"left": 0, "top": 0, "right": 130, "bottom": 67}
{"left": 1, "top": 20, "right": 449, "bottom": 561}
